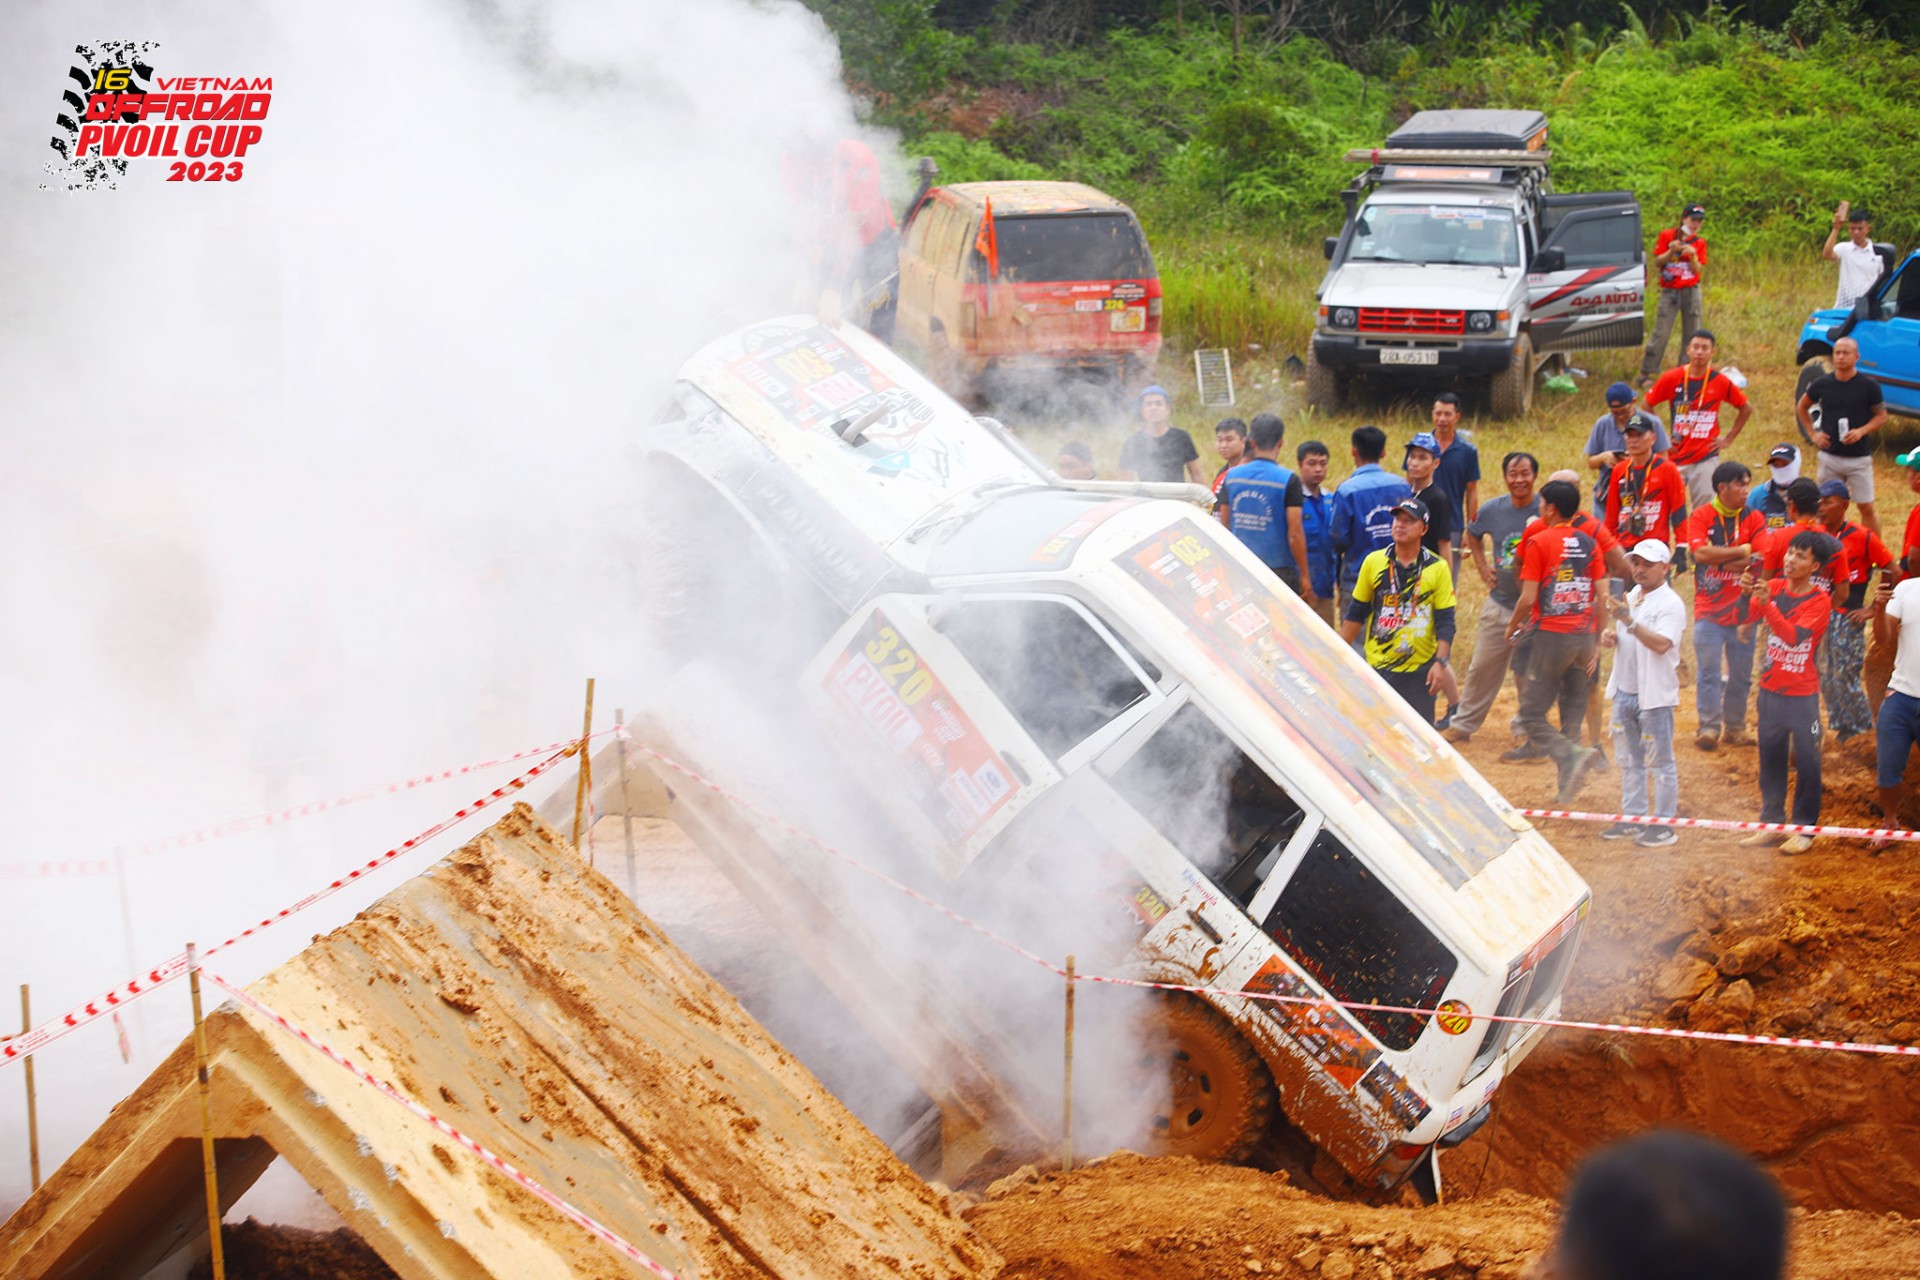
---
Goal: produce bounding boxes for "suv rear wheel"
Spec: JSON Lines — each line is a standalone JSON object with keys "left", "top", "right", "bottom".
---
{"left": 1488, "top": 334, "right": 1535, "bottom": 419}
{"left": 1134, "top": 995, "right": 1276, "bottom": 1164}
{"left": 1305, "top": 347, "right": 1346, "bottom": 412}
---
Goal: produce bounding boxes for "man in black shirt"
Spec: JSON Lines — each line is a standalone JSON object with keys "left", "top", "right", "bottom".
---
{"left": 1403, "top": 431, "right": 1454, "bottom": 563}
{"left": 1796, "top": 337, "right": 1889, "bottom": 538}
{"left": 1118, "top": 384, "right": 1204, "bottom": 484}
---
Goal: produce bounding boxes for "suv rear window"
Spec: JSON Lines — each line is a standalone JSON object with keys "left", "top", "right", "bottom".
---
{"left": 1262, "top": 831, "right": 1458, "bottom": 1051}
{"left": 991, "top": 214, "right": 1154, "bottom": 283}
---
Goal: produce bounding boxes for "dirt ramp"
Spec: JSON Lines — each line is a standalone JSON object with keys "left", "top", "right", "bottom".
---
{"left": 0, "top": 804, "right": 999, "bottom": 1280}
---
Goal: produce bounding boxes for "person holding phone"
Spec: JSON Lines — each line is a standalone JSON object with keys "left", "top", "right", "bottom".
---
{"left": 1639, "top": 203, "right": 1708, "bottom": 384}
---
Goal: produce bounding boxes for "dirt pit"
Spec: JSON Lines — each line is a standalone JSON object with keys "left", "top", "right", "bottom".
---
{"left": 187, "top": 1220, "right": 395, "bottom": 1280}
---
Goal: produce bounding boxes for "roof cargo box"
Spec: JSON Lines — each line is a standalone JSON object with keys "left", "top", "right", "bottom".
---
{"left": 1386, "top": 109, "right": 1548, "bottom": 152}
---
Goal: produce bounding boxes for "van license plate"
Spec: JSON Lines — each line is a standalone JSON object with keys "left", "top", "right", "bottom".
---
{"left": 1110, "top": 308, "right": 1146, "bottom": 333}
{"left": 1379, "top": 348, "right": 1438, "bottom": 365}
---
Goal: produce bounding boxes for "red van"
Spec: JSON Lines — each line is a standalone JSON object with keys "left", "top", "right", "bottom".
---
{"left": 895, "top": 181, "right": 1161, "bottom": 395}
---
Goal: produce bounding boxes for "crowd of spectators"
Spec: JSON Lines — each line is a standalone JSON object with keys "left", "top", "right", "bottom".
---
{"left": 1056, "top": 203, "right": 1920, "bottom": 853}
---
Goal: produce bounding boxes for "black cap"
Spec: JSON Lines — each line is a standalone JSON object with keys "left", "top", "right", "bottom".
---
{"left": 1683, "top": 203, "right": 1706, "bottom": 220}
{"left": 1392, "top": 497, "right": 1431, "bottom": 525}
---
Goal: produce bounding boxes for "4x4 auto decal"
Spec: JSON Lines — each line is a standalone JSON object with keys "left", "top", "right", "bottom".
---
{"left": 823, "top": 610, "right": 1019, "bottom": 840}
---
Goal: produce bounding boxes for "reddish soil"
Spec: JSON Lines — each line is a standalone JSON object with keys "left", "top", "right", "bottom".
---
{"left": 964, "top": 1152, "right": 1920, "bottom": 1280}
{"left": 1442, "top": 660, "right": 1920, "bottom": 1217}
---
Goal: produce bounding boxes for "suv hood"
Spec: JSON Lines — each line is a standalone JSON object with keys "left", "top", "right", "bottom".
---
{"left": 1321, "top": 262, "right": 1523, "bottom": 311}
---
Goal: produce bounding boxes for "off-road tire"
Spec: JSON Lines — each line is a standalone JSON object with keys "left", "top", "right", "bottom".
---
{"left": 1795, "top": 354, "right": 1835, "bottom": 436}
{"left": 1136, "top": 995, "right": 1276, "bottom": 1164}
{"left": 1488, "top": 334, "right": 1535, "bottom": 419}
{"left": 636, "top": 463, "right": 793, "bottom": 673}
{"left": 1304, "top": 346, "right": 1345, "bottom": 412}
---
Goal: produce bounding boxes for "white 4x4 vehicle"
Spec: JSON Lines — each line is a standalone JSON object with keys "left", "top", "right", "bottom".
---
{"left": 1310, "top": 109, "right": 1645, "bottom": 418}
{"left": 638, "top": 315, "right": 1590, "bottom": 1194}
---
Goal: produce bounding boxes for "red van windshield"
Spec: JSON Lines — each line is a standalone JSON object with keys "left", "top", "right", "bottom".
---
{"left": 993, "top": 213, "right": 1154, "bottom": 283}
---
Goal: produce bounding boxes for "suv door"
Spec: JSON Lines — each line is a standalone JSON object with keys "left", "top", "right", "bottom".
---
{"left": 897, "top": 200, "right": 939, "bottom": 351}
{"left": 1852, "top": 254, "right": 1920, "bottom": 415}
{"left": 1527, "top": 193, "right": 1644, "bottom": 352}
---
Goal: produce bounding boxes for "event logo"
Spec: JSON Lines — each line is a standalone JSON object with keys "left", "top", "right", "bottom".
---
{"left": 46, "top": 41, "right": 272, "bottom": 191}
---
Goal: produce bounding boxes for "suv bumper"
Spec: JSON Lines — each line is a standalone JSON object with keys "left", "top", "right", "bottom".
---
{"left": 1314, "top": 333, "right": 1516, "bottom": 376}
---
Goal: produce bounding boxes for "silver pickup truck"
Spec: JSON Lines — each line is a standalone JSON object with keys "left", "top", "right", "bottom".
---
{"left": 1309, "top": 110, "right": 1645, "bottom": 418}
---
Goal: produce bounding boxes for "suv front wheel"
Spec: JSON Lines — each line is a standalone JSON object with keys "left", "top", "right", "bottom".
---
{"left": 1134, "top": 995, "right": 1276, "bottom": 1163}
{"left": 1305, "top": 347, "right": 1346, "bottom": 412}
{"left": 1488, "top": 334, "right": 1535, "bottom": 419}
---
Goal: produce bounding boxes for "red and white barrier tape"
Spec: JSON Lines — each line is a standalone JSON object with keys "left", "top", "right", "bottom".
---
{"left": 0, "top": 748, "right": 571, "bottom": 1066}
{"left": 207, "top": 972, "right": 680, "bottom": 1279}
{"left": 0, "top": 730, "right": 616, "bottom": 880}
{"left": 633, "top": 743, "right": 1920, "bottom": 1061}
{"left": 1520, "top": 807, "right": 1920, "bottom": 843}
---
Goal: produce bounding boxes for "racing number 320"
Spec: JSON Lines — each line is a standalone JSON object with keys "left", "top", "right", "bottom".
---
{"left": 864, "top": 626, "right": 934, "bottom": 704}
{"left": 1170, "top": 534, "right": 1211, "bottom": 566}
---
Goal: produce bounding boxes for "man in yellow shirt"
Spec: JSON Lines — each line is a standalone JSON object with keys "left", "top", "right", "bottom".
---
{"left": 1341, "top": 497, "right": 1458, "bottom": 725}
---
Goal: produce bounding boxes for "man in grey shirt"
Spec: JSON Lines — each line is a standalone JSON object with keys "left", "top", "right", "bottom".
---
{"left": 1585, "top": 381, "right": 1670, "bottom": 516}
{"left": 1443, "top": 450, "right": 1542, "bottom": 744}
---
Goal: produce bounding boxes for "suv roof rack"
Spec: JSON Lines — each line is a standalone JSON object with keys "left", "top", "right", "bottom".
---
{"left": 1340, "top": 148, "right": 1552, "bottom": 167}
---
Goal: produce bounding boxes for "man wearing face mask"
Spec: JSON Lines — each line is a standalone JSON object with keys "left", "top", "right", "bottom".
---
{"left": 1745, "top": 444, "right": 1802, "bottom": 533}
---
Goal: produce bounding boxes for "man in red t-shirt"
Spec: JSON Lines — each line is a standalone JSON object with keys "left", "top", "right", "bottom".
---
{"left": 1513, "top": 472, "right": 1631, "bottom": 759}
{"left": 1640, "top": 203, "right": 1708, "bottom": 383}
{"left": 1644, "top": 329, "right": 1752, "bottom": 506}
{"left": 1818, "top": 479, "right": 1894, "bottom": 740}
{"left": 1506, "top": 479, "right": 1606, "bottom": 802}
{"left": 1897, "top": 446, "right": 1920, "bottom": 577}
{"left": 1603, "top": 417, "right": 1688, "bottom": 550}
{"left": 1758, "top": 478, "right": 1850, "bottom": 608}
{"left": 1738, "top": 531, "right": 1837, "bottom": 853}
{"left": 1683, "top": 459, "right": 1768, "bottom": 749}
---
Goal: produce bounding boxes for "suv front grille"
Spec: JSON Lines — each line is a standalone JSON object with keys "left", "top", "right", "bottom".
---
{"left": 1358, "top": 308, "right": 1464, "bottom": 335}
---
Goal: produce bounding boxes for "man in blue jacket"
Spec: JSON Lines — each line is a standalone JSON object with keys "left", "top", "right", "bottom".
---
{"left": 1297, "top": 439, "right": 1338, "bottom": 625}
{"left": 1220, "top": 412, "right": 1312, "bottom": 604}
{"left": 1330, "top": 425, "right": 1414, "bottom": 607}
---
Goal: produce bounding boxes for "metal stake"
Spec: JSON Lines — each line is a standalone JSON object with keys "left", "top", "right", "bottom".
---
{"left": 186, "top": 944, "right": 225, "bottom": 1280}
{"left": 1062, "top": 954, "right": 1077, "bottom": 1172}
{"left": 614, "top": 708, "right": 638, "bottom": 900}
{"left": 20, "top": 985, "right": 39, "bottom": 1191}
{"left": 572, "top": 677, "right": 596, "bottom": 864}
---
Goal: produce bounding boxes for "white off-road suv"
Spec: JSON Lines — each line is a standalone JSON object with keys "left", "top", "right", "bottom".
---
{"left": 1310, "top": 109, "right": 1645, "bottom": 418}
{"left": 636, "top": 315, "right": 1590, "bottom": 1194}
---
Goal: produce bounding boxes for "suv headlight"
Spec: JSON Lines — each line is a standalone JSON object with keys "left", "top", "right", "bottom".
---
{"left": 1467, "top": 311, "right": 1495, "bottom": 333}
{"left": 1332, "top": 307, "right": 1358, "bottom": 329}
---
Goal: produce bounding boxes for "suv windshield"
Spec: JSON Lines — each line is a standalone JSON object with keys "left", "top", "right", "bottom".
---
{"left": 989, "top": 213, "right": 1154, "bottom": 282}
{"left": 1347, "top": 204, "right": 1519, "bottom": 268}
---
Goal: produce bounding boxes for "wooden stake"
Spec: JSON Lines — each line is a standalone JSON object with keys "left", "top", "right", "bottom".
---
{"left": 20, "top": 985, "right": 39, "bottom": 1192}
{"left": 572, "top": 677, "right": 596, "bottom": 865}
{"left": 186, "top": 945, "right": 226, "bottom": 1280}
{"left": 614, "top": 708, "right": 638, "bottom": 900}
{"left": 1062, "top": 954, "right": 1077, "bottom": 1173}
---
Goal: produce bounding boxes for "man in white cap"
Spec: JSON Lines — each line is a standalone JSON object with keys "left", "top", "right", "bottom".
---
{"left": 1599, "top": 539, "right": 1687, "bottom": 847}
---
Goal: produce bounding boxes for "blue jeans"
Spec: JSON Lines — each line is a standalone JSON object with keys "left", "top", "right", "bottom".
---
{"left": 1692, "top": 619, "right": 1753, "bottom": 735}
{"left": 1878, "top": 690, "right": 1920, "bottom": 789}
{"left": 1611, "top": 694, "right": 1678, "bottom": 818}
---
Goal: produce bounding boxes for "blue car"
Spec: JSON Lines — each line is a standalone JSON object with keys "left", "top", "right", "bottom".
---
{"left": 1795, "top": 247, "right": 1920, "bottom": 417}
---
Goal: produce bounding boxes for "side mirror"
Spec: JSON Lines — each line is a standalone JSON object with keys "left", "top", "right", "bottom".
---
{"left": 1533, "top": 246, "right": 1566, "bottom": 273}
{"left": 1323, "top": 236, "right": 1338, "bottom": 261}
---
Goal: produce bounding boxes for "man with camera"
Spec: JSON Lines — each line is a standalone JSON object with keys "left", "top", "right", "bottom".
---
{"left": 1602, "top": 416, "right": 1687, "bottom": 553}
{"left": 1639, "top": 203, "right": 1708, "bottom": 385}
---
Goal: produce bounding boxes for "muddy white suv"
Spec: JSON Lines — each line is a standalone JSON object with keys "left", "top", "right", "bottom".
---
{"left": 1310, "top": 109, "right": 1645, "bottom": 418}
{"left": 637, "top": 315, "right": 1591, "bottom": 1193}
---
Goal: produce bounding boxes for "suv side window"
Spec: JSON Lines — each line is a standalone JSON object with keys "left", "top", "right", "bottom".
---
{"left": 1262, "top": 830, "right": 1458, "bottom": 1051}
{"left": 1106, "top": 701, "right": 1307, "bottom": 905}
{"left": 938, "top": 597, "right": 1151, "bottom": 758}
{"left": 1554, "top": 213, "right": 1638, "bottom": 268}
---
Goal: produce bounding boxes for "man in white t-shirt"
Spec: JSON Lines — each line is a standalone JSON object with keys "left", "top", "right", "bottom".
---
{"left": 1824, "top": 204, "right": 1883, "bottom": 309}
{"left": 1870, "top": 574, "right": 1920, "bottom": 851}
{"left": 1599, "top": 539, "right": 1687, "bottom": 847}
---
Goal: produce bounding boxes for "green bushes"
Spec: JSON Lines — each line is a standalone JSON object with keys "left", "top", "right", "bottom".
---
{"left": 871, "top": 21, "right": 1920, "bottom": 258}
